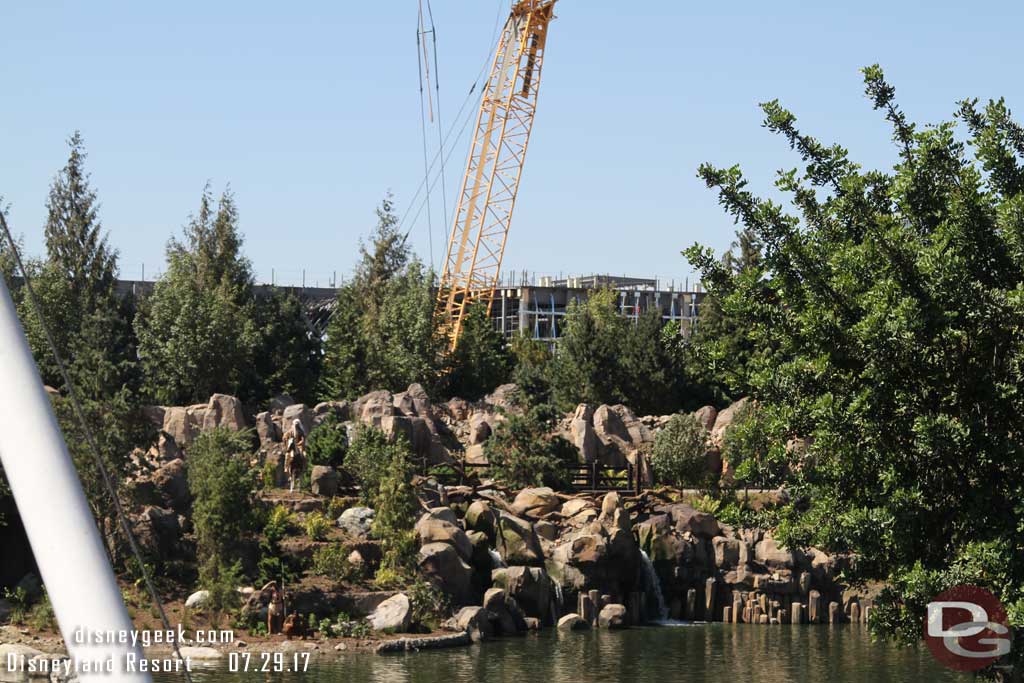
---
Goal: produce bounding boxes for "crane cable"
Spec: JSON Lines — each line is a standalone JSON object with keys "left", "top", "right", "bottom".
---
{"left": 416, "top": 0, "right": 436, "bottom": 269}
{"left": 397, "top": 0, "right": 508, "bottom": 239}
{"left": 0, "top": 211, "right": 195, "bottom": 683}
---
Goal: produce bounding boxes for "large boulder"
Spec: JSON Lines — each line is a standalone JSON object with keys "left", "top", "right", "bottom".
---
{"left": 150, "top": 458, "right": 190, "bottom": 513}
{"left": 415, "top": 511, "right": 473, "bottom": 562}
{"left": 693, "top": 405, "right": 718, "bottom": 432}
{"left": 367, "top": 593, "right": 411, "bottom": 633}
{"left": 393, "top": 384, "right": 432, "bottom": 418}
{"left": 452, "top": 606, "right": 494, "bottom": 642}
{"left": 492, "top": 566, "right": 553, "bottom": 623}
{"left": 496, "top": 512, "right": 544, "bottom": 566}
{"left": 282, "top": 404, "right": 314, "bottom": 438}
{"left": 598, "top": 603, "right": 628, "bottom": 629}
{"left": 202, "top": 394, "right": 247, "bottom": 432}
{"left": 162, "top": 407, "right": 196, "bottom": 449}
{"left": 310, "top": 466, "right": 339, "bottom": 497}
{"left": 482, "top": 588, "right": 527, "bottom": 634}
{"left": 354, "top": 390, "right": 395, "bottom": 427}
{"left": 569, "top": 404, "right": 598, "bottom": 463}
{"left": 484, "top": 384, "right": 520, "bottom": 411}
{"left": 511, "top": 487, "right": 561, "bottom": 519}
{"left": 557, "top": 613, "right": 588, "bottom": 630}
{"left": 338, "top": 507, "right": 375, "bottom": 537}
{"left": 255, "top": 412, "right": 279, "bottom": 445}
{"left": 755, "top": 536, "right": 798, "bottom": 570}
{"left": 709, "top": 398, "right": 751, "bottom": 450}
{"left": 464, "top": 501, "right": 498, "bottom": 541}
{"left": 419, "top": 543, "right": 475, "bottom": 605}
{"left": 467, "top": 413, "right": 494, "bottom": 446}
{"left": 712, "top": 536, "right": 744, "bottom": 569}
{"left": 663, "top": 504, "right": 721, "bottom": 538}
{"left": 185, "top": 590, "right": 210, "bottom": 609}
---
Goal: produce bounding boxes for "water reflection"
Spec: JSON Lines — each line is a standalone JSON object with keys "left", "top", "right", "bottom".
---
{"left": 160, "top": 625, "right": 968, "bottom": 683}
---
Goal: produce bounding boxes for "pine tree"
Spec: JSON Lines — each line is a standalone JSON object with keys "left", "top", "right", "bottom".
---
{"left": 136, "top": 186, "right": 259, "bottom": 405}
{"left": 443, "top": 302, "right": 513, "bottom": 401}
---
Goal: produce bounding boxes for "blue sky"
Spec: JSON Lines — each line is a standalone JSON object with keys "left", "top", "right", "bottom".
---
{"left": 2, "top": 1, "right": 1021, "bottom": 288}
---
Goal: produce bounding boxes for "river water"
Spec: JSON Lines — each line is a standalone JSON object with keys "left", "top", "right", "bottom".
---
{"left": 159, "top": 624, "right": 969, "bottom": 683}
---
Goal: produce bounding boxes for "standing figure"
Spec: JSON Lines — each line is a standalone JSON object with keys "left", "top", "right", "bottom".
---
{"left": 267, "top": 584, "right": 286, "bottom": 635}
{"left": 283, "top": 418, "right": 306, "bottom": 493}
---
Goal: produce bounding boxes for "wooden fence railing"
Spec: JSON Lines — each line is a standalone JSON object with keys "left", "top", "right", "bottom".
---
{"left": 440, "top": 461, "right": 639, "bottom": 496}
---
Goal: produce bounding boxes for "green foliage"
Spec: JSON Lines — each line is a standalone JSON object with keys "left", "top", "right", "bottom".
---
{"left": 408, "top": 578, "right": 451, "bottom": 630}
{"left": 187, "top": 428, "right": 256, "bottom": 569}
{"left": 311, "top": 543, "right": 361, "bottom": 583}
{"left": 246, "top": 290, "right": 322, "bottom": 406}
{"left": 550, "top": 289, "right": 695, "bottom": 415}
{"left": 509, "top": 333, "right": 553, "bottom": 406}
{"left": 3, "top": 587, "right": 31, "bottom": 624}
{"left": 443, "top": 303, "right": 513, "bottom": 401}
{"left": 650, "top": 413, "right": 711, "bottom": 489}
{"left": 135, "top": 186, "right": 259, "bottom": 405}
{"left": 197, "top": 558, "right": 245, "bottom": 626}
{"left": 319, "top": 612, "right": 371, "bottom": 639}
{"left": 372, "top": 450, "right": 420, "bottom": 584}
{"left": 306, "top": 415, "right": 348, "bottom": 468}
{"left": 484, "top": 405, "right": 577, "bottom": 490}
{"left": 26, "top": 592, "right": 56, "bottom": 632}
{"left": 320, "top": 197, "right": 439, "bottom": 399}
{"left": 344, "top": 426, "right": 410, "bottom": 503}
{"left": 685, "top": 65, "right": 1024, "bottom": 662}
{"left": 721, "top": 402, "right": 788, "bottom": 489}
{"left": 263, "top": 505, "right": 295, "bottom": 544}
{"left": 304, "top": 511, "right": 331, "bottom": 541}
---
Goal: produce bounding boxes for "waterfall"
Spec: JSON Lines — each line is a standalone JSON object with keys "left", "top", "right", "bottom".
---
{"left": 639, "top": 550, "right": 669, "bottom": 622}
{"left": 489, "top": 548, "right": 507, "bottom": 569}
{"left": 553, "top": 581, "right": 564, "bottom": 608}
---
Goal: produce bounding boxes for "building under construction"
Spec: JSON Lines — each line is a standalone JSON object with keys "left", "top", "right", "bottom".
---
{"left": 486, "top": 273, "right": 706, "bottom": 343}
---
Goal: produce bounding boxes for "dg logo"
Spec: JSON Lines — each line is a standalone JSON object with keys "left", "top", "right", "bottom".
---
{"left": 925, "top": 585, "right": 1012, "bottom": 672}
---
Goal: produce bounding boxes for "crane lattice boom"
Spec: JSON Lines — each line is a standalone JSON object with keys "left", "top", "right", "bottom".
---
{"left": 436, "top": 0, "right": 558, "bottom": 349}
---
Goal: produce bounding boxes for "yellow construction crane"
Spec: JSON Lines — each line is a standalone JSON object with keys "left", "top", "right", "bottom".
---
{"left": 435, "top": 0, "right": 558, "bottom": 349}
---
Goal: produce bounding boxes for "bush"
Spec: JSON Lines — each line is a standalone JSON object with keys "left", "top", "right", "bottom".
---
{"left": 372, "top": 451, "right": 420, "bottom": 584}
{"left": 650, "top": 413, "right": 712, "bottom": 489}
{"left": 304, "top": 511, "right": 331, "bottom": 541}
{"left": 197, "top": 558, "right": 245, "bottom": 627}
{"left": 344, "top": 426, "right": 411, "bottom": 503}
{"left": 306, "top": 415, "right": 348, "bottom": 468}
{"left": 188, "top": 428, "right": 257, "bottom": 564}
{"left": 312, "top": 543, "right": 361, "bottom": 583}
{"left": 263, "top": 505, "right": 295, "bottom": 544}
{"left": 484, "top": 406, "right": 577, "bottom": 490}
{"left": 721, "top": 402, "right": 788, "bottom": 489}
{"left": 408, "top": 578, "right": 451, "bottom": 630}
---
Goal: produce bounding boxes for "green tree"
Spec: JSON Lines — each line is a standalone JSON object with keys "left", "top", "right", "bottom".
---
{"left": 550, "top": 289, "right": 629, "bottom": 410}
{"left": 135, "top": 187, "right": 259, "bottom": 405}
{"left": 371, "top": 450, "right": 420, "bottom": 585}
{"left": 443, "top": 302, "right": 513, "bottom": 401}
{"left": 509, "top": 333, "right": 553, "bottom": 406}
{"left": 320, "top": 198, "right": 439, "bottom": 399}
{"left": 484, "top": 405, "right": 577, "bottom": 490}
{"left": 187, "top": 428, "right": 255, "bottom": 613}
{"left": 685, "top": 65, "right": 1024, "bottom": 668}
{"left": 246, "top": 290, "right": 321, "bottom": 405}
{"left": 650, "top": 413, "right": 712, "bottom": 489}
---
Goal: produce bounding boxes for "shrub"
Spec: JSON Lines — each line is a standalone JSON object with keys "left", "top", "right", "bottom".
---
{"left": 326, "top": 496, "right": 352, "bottom": 520}
{"left": 344, "top": 426, "right": 411, "bottom": 503}
{"left": 312, "top": 543, "right": 360, "bottom": 583}
{"left": 721, "top": 402, "right": 788, "bottom": 489}
{"left": 372, "top": 451, "right": 420, "bottom": 584}
{"left": 484, "top": 406, "right": 577, "bottom": 490}
{"left": 197, "top": 558, "right": 245, "bottom": 627}
{"left": 306, "top": 415, "right": 348, "bottom": 468}
{"left": 3, "top": 587, "right": 30, "bottom": 624}
{"left": 650, "top": 413, "right": 712, "bottom": 489}
{"left": 188, "top": 428, "right": 257, "bottom": 565}
{"left": 263, "top": 505, "right": 295, "bottom": 544}
{"left": 320, "top": 612, "right": 371, "bottom": 638}
{"left": 408, "top": 579, "right": 451, "bottom": 630}
{"left": 305, "top": 511, "right": 331, "bottom": 541}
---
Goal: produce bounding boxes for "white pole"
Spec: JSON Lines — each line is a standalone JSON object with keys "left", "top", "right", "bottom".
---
{"left": 0, "top": 275, "right": 150, "bottom": 683}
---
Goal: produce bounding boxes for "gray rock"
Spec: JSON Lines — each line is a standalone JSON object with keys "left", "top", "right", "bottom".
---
{"left": 453, "top": 606, "right": 494, "bottom": 642}
{"left": 310, "top": 466, "right": 339, "bottom": 497}
{"left": 557, "top": 613, "right": 588, "bottom": 630}
{"left": 367, "top": 593, "right": 411, "bottom": 633}
{"left": 337, "top": 507, "right": 375, "bottom": 537}
{"left": 598, "top": 603, "right": 628, "bottom": 629}
{"left": 185, "top": 590, "right": 210, "bottom": 609}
